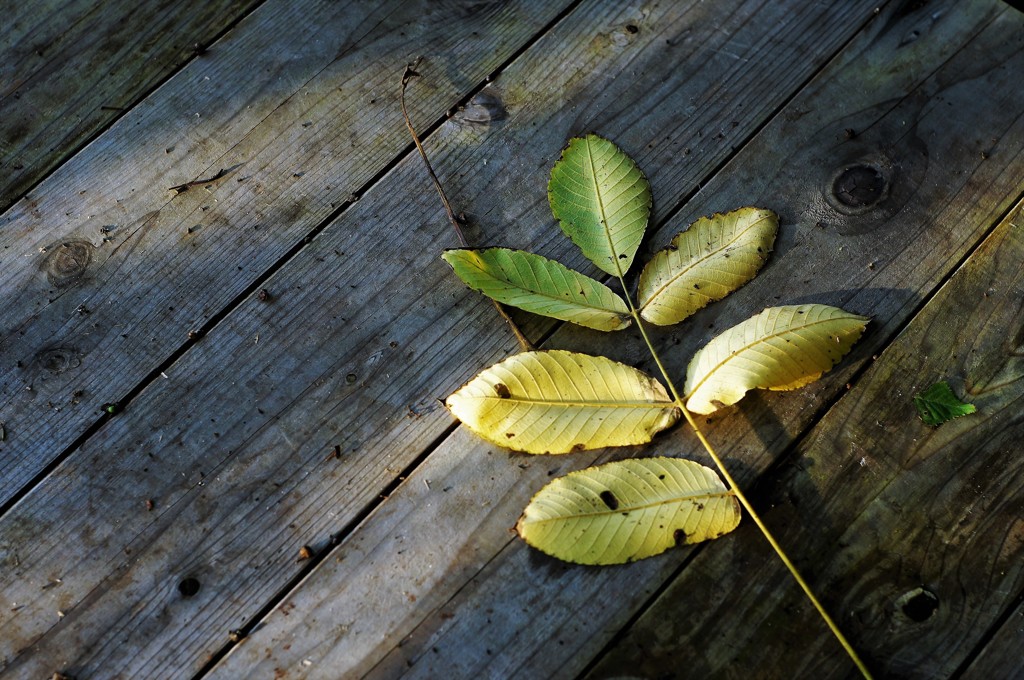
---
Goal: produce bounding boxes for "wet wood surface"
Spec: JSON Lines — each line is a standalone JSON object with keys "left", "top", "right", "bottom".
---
{"left": 0, "top": 0, "right": 1022, "bottom": 678}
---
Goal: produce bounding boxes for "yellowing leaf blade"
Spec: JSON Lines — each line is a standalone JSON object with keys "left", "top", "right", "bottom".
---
{"left": 441, "top": 248, "right": 631, "bottom": 331}
{"left": 446, "top": 350, "right": 679, "bottom": 454}
{"left": 684, "top": 305, "right": 869, "bottom": 414}
{"left": 638, "top": 207, "right": 778, "bottom": 325}
{"left": 548, "top": 135, "right": 651, "bottom": 276}
{"left": 516, "top": 457, "right": 741, "bottom": 565}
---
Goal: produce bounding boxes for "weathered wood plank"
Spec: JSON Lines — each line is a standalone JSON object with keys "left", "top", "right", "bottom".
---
{"left": 0, "top": 0, "right": 261, "bottom": 210}
{"left": 962, "top": 602, "right": 1024, "bottom": 679}
{"left": 0, "top": 0, "right": 568, "bottom": 507}
{"left": 0, "top": 0, "right": 577, "bottom": 676}
{"left": 589, "top": 200, "right": 1024, "bottom": 678}
{"left": 202, "top": 1, "right": 1024, "bottom": 677}
{"left": 0, "top": 0, "right": 888, "bottom": 677}
{"left": 182, "top": 1, "right": 997, "bottom": 678}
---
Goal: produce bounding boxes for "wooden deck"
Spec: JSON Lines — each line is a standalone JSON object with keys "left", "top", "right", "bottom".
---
{"left": 1, "top": 0, "right": 1022, "bottom": 677}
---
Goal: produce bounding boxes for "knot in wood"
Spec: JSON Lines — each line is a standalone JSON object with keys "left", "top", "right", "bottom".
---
{"left": 43, "top": 240, "right": 94, "bottom": 287}
{"left": 831, "top": 164, "right": 887, "bottom": 211}
{"left": 457, "top": 91, "right": 506, "bottom": 125}
{"left": 896, "top": 586, "right": 939, "bottom": 622}
{"left": 34, "top": 347, "right": 82, "bottom": 375}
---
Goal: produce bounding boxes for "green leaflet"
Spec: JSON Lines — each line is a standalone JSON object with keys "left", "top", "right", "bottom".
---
{"left": 445, "top": 350, "right": 679, "bottom": 455}
{"left": 638, "top": 207, "right": 778, "bottom": 325}
{"left": 548, "top": 134, "right": 652, "bottom": 277}
{"left": 441, "top": 248, "right": 631, "bottom": 331}
{"left": 517, "top": 457, "right": 740, "bottom": 565}
{"left": 684, "top": 304, "right": 869, "bottom": 414}
{"left": 914, "top": 381, "right": 976, "bottom": 426}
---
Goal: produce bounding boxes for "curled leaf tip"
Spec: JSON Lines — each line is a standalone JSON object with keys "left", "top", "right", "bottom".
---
{"left": 683, "top": 304, "right": 869, "bottom": 414}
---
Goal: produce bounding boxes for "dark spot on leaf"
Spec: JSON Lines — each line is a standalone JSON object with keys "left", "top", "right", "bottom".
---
{"left": 618, "top": 254, "right": 627, "bottom": 259}
{"left": 505, "top": 432, "right": 516, "bottom": 438}
{"left": 600, "top": 490, "right": 619, "bottom": 510}
{"left": 693, "top": 284, "right": 700, "bottom": 289}
{"left": 673, "top": 529, "right": 688, "bottom": 545}
{"left": 571, "top": 442, "right": 586, "bottom": 452}
{"left": 494, "top": 383, "right": 511, "bottom": 399}
{"left": 696, "top": 502, "right": 705, "bottom": 511}
{"left": 658, "top": 474, "right": 665, "bottom": 480}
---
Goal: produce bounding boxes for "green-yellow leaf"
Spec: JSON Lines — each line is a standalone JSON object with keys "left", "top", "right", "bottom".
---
{"left": 914, "top": 381, "right": 976, "bottom": 426}
{"left": 638, "top": 207, "right": 778, "bottom": 325}
{"left": 684, "top": 304, "right": 869, "bottom": 414}
{"left": 441, "top": 248, "right": 631, "bottom": 331}
{"left": 516, "top": 457, "right": 741, "bottom": 565}
{"left": 548, "top": 134, "right": 651, "bottom": 276}
{"left": 446, "top": 350, "right": 679, "bottom": 454}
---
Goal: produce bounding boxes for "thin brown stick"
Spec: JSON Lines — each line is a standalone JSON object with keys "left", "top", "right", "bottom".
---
{"left": 169, "top": 164, "right": 241, "bottom": 194}
{"left": 400, "top": 59, "right": 533, "bottom": 352}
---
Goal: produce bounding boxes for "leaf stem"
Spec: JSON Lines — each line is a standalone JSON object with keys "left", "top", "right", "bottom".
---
{"left": 615, "top": 272, "right": 873, "bottom": 680}
{"left": 400, "top": 60, "right": 533, "bottom": 352}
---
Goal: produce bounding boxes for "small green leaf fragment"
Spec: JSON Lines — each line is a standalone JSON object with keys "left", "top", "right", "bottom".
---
{"left": 914, "top": 382, "right": 976, "bottom": 426}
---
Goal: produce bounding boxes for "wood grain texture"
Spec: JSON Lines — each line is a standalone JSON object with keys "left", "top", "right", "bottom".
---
{"left": 0, "top": 0, "right": 261, "bottom": 209}
{"left": 194, "top": 0, "right": 940, "bottom": 677}
{"left": 0, "top": 0, "right": 887, "bottom": 677}
{"left": 0, "top": 0, "right": 575, "bottom": 677}
{"left": 588, "top": 201, "right": 1024, "bottom": 679}
{"left": 962, "top": 602, "right": 1024, "bottom": 679}
{"left": 0, "top": 0, "right": 565, "bottom": 508}
{"left": 204, "top": 1, "right": 1024, "bottom": 678}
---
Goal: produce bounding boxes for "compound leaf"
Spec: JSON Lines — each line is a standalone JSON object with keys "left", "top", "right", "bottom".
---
{"left": 548, "top": 134, "right": 651, "bottom": 276}
{"left": 914, "top": 381, "right": 976, "bottom": 426}
{"left": 446, "top": 350, "right": 679, "bottom": 454}
{"left": 638, "top": 207, "right": 778, "bottom": 325}
{"left": 516, "top": 457, "right": 740, "bottom": 565}
{"left": 442, "top": 248, "right": 631, "bottom": 331}
{"left": 684, "top": 305, "right": 869, "bottom": 414}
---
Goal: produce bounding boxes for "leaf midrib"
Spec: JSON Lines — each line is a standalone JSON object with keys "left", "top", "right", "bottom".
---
{"left": 480, "top": 395, "right": 674, "bottom": 409}
{"left": 585, "top": 137, "right": 626, "bottom": 278}
{"left": 525, "top": 489, "right": 736, "bottom": 524}
{"left": 467, "top": 257, "right": 627, "bottom": 316}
